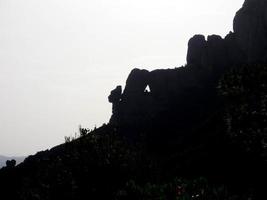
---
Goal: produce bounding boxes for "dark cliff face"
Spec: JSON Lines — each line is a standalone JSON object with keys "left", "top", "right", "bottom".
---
{"left": 1, "top": 1, "right": 267, "bottom": 199}
{"left": 109, "top": 0, "right": 267, "bottom": 124}
{"left": 108, "top": 0, "right": 267, "bottom": 147}
{"left": 234, "top": 0, "right": 267, "bottom": 63}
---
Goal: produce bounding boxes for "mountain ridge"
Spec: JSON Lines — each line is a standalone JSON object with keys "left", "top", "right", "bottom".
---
{"left": 0, "top": 0, "right": 266, "bottom": 199}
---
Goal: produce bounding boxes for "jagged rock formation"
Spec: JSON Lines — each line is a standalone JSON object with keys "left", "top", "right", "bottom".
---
{"left": 108, "top": 86, "right": 122, "bottom": 124}
{"left": 108, "top": 0, "right": 267, "bottom": 142}
{"left": 108, "top": 38, "right": 225, "bottom": 142}
{"left": 187, "top": 34, "right": 230, "bottom": 71}
{"left": 1, "top": 1, "right": 267, "bottom": 199}
{"left": 234, "top": 0, "right": 267, "bottom": 63}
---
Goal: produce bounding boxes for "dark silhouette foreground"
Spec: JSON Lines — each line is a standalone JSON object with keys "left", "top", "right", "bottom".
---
{"left": 0, "top": 0, "right": 267, "bottom": 199}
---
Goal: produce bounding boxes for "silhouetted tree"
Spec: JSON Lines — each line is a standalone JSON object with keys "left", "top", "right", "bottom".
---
{"left": 6, "top": 159, "right": 16, "bottom": 168}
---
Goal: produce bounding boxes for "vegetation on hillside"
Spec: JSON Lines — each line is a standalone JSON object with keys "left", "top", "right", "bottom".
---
{"left": 0, "top": 64, "right": 266, "bottom": 199}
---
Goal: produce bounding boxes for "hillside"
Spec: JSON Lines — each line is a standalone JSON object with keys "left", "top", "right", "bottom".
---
{"left": 0, "top": 0, "right": 267, "bottom": 199}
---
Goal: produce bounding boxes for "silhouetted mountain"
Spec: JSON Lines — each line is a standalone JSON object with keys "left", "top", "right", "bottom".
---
{"left": 0, "top": 0, "right": 266, "bottom": 199}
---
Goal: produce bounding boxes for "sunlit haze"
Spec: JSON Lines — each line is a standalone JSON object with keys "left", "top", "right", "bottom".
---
{"left": 0, "top": 0, "right": 244, "bottom": 156}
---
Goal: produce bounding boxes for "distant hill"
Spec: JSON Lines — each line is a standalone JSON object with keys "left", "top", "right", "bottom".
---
{"left": 0, "top": 155, "right": 25, "bottom": 168}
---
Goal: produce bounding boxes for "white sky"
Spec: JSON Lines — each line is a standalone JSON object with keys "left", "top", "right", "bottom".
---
{"left": 0, "top": 0, "right": 244, "bottom": 156}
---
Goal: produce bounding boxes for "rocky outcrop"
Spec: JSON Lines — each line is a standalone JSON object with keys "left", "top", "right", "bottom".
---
{"left": 109, "top": 34, "right": 233, "bottom": 129}
{"left": 233, "top": 0, "right": 267, "bottom": 63}
{"left": 109, "top": 66, "right": 217, "bottom": 138}
{"left": 109, "top": 0, "right": 267, "bottom": 138}
{"left": 187, "top": 0, "right": 267, "bottom": 68}
{"left": 123, "top": 68, "right": 149, "bottom": 98}
{"left": 187, "top": 33, "right": 243, "bottom": 73}
{"left": 186, "top": 35, "right": 206, "bottom": 66}
{"left": 108, "top": 86, "right": 122, "bottom": 124}
{"left": 110, "top": 69, "right": 155, "bottom": 129}
{"left": 187, "top": 34, "right": 228, "bottom": 70}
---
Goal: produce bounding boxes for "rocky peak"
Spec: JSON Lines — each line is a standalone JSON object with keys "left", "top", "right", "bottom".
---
{"left": 123, "top": 68, "right": 150, "bottom": 98}
{"left": 108, "top": 0, "right": 267, "bottom": 131}
{"left": 186, "top": 34, "right": 206, "bottom": 66}
{"left": 234, "top": 0, "right": 267, "bottom": 63}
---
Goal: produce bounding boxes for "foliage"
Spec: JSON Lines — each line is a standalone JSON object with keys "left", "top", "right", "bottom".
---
{"left": 6, "top": 159, "right": 16, "bottom": 168}
{"left": 64, "top": 125, "right": 92, "bottom": 143}
{"left": 1, "top": 65, "right": 267, "bottom": 199}
{"left": 219, "top": 64, "right": 267, "bottom": 157}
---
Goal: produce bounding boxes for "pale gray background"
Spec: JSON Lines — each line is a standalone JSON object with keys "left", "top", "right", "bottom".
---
{"left": 0, "top": 0, "right": 244, "bottom": 156}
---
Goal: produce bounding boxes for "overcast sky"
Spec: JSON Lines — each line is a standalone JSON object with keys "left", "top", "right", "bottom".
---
{"left": 0, "top": 0, "right": 244, "bottom": 156}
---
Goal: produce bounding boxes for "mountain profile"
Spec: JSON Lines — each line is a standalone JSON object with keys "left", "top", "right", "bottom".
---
{"left": 0, "top": 0, "right": 266, "bottom": 199}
